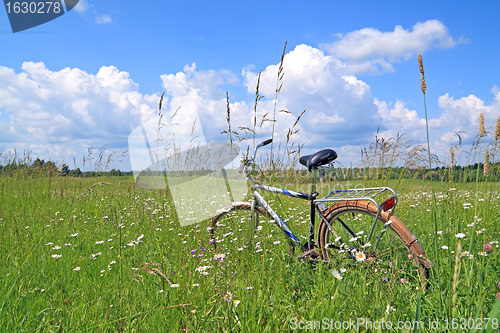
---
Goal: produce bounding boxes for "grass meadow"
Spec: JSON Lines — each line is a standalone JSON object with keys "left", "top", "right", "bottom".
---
{"left": 0, "top": 173, "right": 499, "bottom": 332}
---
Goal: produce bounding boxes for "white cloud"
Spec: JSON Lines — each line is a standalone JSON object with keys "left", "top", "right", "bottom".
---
{"left": 72, "top": 0, "right": 89, "bottom": 13}
{"left": 321, "top": 20, "right": 459, "bottom": 74}
{"left": 373, "top": 92, "right": 500, "bottom": 165}
{"left": 0, "top": 62, "right": 158, "bottom": 165}
{"left": 1, "top": 20, "right": 490, "bottom": 170}
{"left": 95, "top": 15, "right": 112, "bottom": 25}
{"left": 72, "top": 0, "right": 113, "bottom": 25}
{"left": 242, "top": 44, "right": 379, "bottom": 152}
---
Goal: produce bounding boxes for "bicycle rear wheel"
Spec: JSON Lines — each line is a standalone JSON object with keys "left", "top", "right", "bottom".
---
{"left": 318, "top": 200, "right": 433, "bottom": 286}
{"left": 210, "top": 202, "right": 294, "bottom": 255}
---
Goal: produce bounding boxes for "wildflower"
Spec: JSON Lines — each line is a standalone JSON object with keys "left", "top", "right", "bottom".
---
{"left": 224, "top": 292, "right": 233, "bottom": 303}
{"left": 214, "top": 253, "right": 226, "bottom": 262}
{"left": 273, "top": 240, "right": 281, "bottom": 245}
{"left": 485, "top": 243, "right": 493, "bottom": 252}
{"left": 64, "top": 243, "right": 72, "bottom": 247}
{"left": 45, "top": 242, "right": 53, "bottom": 246}
{"left": 158, "top": 290, "right": 164, "bottom": 294}
{"left": 386, "top": 304, "right": 396, "bottom": 315}
{"left": 192, "top": 283, "right": 200, "bottom": 287}
{"left": 355, "top": 251, "right": 366, "bottom": 262}
{"left": 332, "top": 269, "right": 343, "bottom": 281}
{"left": 191, "top": 309, "right": 197, "bottom": 314}
{"left": 91, "top": 252, "right": 102, "bottom": 260}
{"left": 400, "top": 278, "right": 407, "bottom": 283}
{"left": 256, "top": 225, "right": 263, "bottom": 231}
{"left": 455, "top": 233, "right": 466, "bottom": 239}
{"left": 70, "top": 233, "right": 78, "bottom": 237}
{"left": 479, "top": 251, "right": 488, "bottom": 256}
{"left": 408, "top": 253, "right": 413, "bottom": 259}
{"left": 95, "top": 240, "right": 104, "bottom": 245}
{"left": 200, "top": 271, "right": 209, "bottom": 276}
{"left": 441, "top": 246, "right": 449, "bottom": 250}
{"left": 52, "top": 246, "right": 61, "bottom": 250}
{"left": 73, "top": 266, "right": 81, "bottom": 271}
{"left": 234, "top": 300, "right": 241, "bottom": 308}
{"left": 170, "top": 284, "right": 180, "bottom": 288}
{"left": 246, "top": 286, "right": 253, "bottom": 290}
{"left": 51, "top": 254, "right": 62, "bottom": 259}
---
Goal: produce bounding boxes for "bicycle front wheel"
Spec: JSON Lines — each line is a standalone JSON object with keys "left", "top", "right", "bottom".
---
{"left": 318, "top": 200, "right": 433, "bottom": 286}
{"left": 210, "top": 202, "right": 294, "bottom": 255}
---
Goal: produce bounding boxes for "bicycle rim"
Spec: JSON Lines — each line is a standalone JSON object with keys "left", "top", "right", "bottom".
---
{"left": 318, "top": 200, "right": 432, "bottom": 287}
{"left": 210, "top": 202, "right": 293, "bottom": 255}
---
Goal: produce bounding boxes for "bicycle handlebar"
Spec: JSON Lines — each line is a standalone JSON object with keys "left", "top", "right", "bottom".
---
{"left": 250, "top": 138, "right": 273, "bottom": 167}
{"left": 261, "top": 138, "right": 273, "bottom": 146}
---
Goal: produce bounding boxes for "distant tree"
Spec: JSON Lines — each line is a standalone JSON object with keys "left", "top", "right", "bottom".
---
{"left": 69, "top": 168, "right": 82, "bottom": 177}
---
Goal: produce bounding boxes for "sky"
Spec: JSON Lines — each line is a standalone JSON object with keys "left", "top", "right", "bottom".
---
{"left": 1, "top": 0, "right": 499, "bottom": 171}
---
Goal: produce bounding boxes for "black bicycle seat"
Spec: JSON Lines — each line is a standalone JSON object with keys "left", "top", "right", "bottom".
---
{"left": 299, "top": 149, "right": 338, "bottom": 171}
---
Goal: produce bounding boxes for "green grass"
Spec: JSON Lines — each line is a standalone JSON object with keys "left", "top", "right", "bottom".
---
{"left": 0, "top": 175, "right": 499, "bottom": 332}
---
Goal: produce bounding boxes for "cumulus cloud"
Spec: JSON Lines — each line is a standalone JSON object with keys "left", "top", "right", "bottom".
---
{"left": 0, "top": 62, "right": 158, "bottom": 164}
{"left": 373, "top": 91, "right": 500, "bottom": 164}
{"left": 242, "top": 44, "right": 379, "bottom": 152}
{"left": 321, "top": 20, "right": 459, "bottom": 74}
{"left": 2, "top": 20, "right": 489, "bottom": 169}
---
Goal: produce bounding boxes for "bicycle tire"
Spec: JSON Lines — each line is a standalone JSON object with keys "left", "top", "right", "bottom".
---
{"left": 318, "top": 200, "right": 433, "bottom": 286}
{"left": 210, "top": 202, "right": 294, "bottom": 255}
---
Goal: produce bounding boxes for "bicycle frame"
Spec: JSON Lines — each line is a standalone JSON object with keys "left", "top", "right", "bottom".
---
{"left": 244, "top": 139, "right": 399, "bottom": 255}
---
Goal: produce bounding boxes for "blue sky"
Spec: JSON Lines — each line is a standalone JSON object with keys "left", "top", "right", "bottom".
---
{"left": 1, "top": 0, "right": 499, "bottom": 171}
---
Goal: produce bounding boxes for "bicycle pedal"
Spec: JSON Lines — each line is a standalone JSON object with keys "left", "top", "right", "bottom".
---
{"left": 297, "top": 250, "right": 319, "bottom": 260}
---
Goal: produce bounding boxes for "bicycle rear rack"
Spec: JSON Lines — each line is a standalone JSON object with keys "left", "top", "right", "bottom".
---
{"left": 314, "top": 187, "right": 398, "bottom": 252}
{"left": 316, "top": 187, "right": 398, "bottom": 213}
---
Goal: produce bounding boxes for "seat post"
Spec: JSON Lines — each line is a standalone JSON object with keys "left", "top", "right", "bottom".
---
{"left": 308, "top": 169, "right": 317, "bottom": 249}
{"left": 311, "top": 168, "right": 317, "bottom": 194}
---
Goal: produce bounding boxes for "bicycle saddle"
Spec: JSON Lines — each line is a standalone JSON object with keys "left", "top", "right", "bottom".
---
{"left": 299, "top": 149, "right": 338, "bottom": 171}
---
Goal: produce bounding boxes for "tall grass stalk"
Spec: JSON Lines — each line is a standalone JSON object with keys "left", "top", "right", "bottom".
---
{"left": 270, "top": 42, "right": 287, "bottom": 169}
{"left": 418, "top": 53, "right": 440, "bottom": 283}
{"left": 452, "top": 241, "right": 462, "bottom": 318}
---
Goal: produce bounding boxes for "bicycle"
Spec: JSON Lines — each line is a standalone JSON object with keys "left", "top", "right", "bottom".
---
{"left": 208, "top": 139, "right": 434, "bottom": 286}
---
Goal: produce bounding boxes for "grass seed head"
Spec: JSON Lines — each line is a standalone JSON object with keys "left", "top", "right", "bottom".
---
{"left": 495, "top": 116, "right": 500, "bottom": 140}
{"left": 479, "top": 113, "right": 486, "bottom": 137}
{"left": 484, "top": 150, "right": 490, "bottom": 177}
{"left": 418, "top": 54, "right": 426, "bottom": 94}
